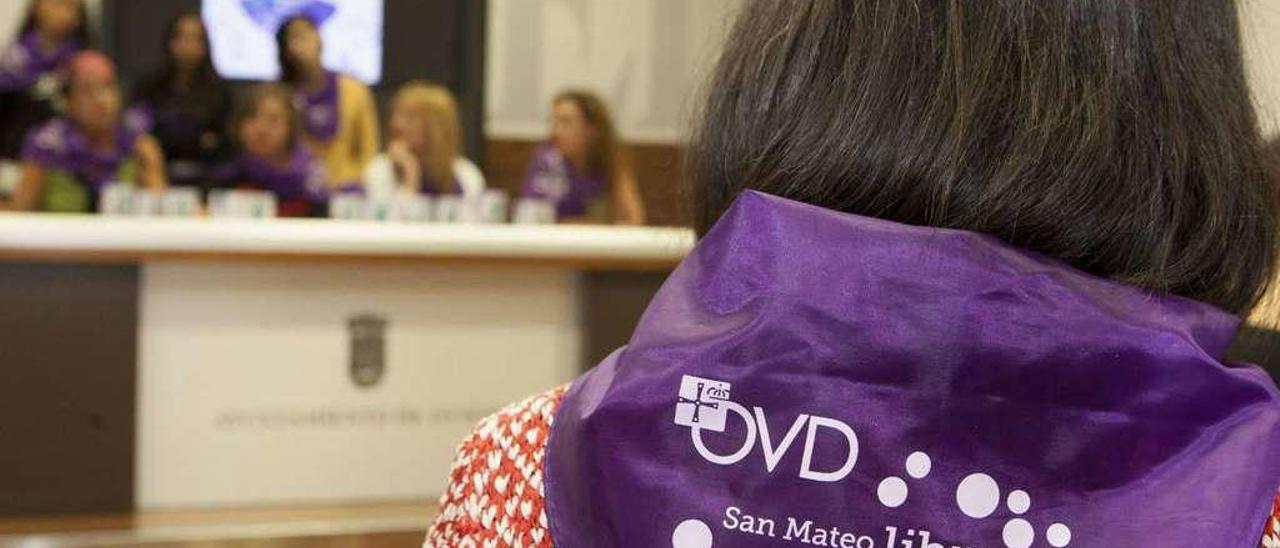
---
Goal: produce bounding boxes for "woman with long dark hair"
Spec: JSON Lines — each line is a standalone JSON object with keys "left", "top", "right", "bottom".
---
{"left": 0, "top": 0, "right": 89, "bottom": 160}
{"left": 131, "top": 13, "right": 232, "bottom": 191}
{"left": 428, "top": 1, "right": 1280, "bottom": 546}
{"left": 520, "top": 90, "right": 645, "bottom": 225}
{"left": 275, "top": 15, "right": 377, "bottom": 190}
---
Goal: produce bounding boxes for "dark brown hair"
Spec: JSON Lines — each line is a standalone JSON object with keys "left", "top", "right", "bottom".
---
{"left": 555, "top": 90, "right": 631, "bottom": 187}
{"left": 233, "top": 83, "right": 300, "bottom": 152}
{"left": 1265, "top": 137, "right": 1280, "bottom": 205}
{"left": 276, "top": 15, "right": 318, "bottom": 86}
{"left": 691, "top": 0, "right": 1277, "bottom": 314}
{"left": 135, "top": 13, "right": 221, "bottom": 102}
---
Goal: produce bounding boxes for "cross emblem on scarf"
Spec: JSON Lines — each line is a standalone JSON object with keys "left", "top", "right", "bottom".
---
{"left": 677, "top": 382, "right": 721, "bottom": 424}
{"left": 674, "top": 375, "right": 731, "bottom": 432}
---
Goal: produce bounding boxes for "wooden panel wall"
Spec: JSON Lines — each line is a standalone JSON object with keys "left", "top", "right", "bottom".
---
{"left": 484, "top": 139, "right": 691, "bottom": 227}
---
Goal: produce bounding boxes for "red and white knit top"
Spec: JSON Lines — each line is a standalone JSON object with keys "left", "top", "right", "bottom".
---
{"left": 424, "top": 386, "right": 1280, "bottom": 548}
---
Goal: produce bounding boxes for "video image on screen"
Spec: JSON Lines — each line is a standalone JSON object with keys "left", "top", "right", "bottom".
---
{"left": 202, "top": 0, "right": 384, "bottom": 83}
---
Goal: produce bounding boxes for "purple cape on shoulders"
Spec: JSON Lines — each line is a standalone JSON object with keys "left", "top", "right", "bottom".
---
{"left": 545, "top": 191, "right": 1280, "bottom": 548}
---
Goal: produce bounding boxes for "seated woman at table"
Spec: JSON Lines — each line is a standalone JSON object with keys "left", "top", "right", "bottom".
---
{"left": 217, "top": 83, "right": 328, "bottom": 218}
{"left": 277, "top": 14, "right": 378, "bottom": 190}
{"left": 0, "top": 51, "right": 166, "bottom": 212}
{"left": 363, "top": 81, "right": 485, "bottom": 200}
{"left": 0, "top": 0, "right": 89, "bottom": 161}
{"left": 130, "top": 13, "right": 233, "bottom": 191}
{"left": 519, "top": 90, "right": 644, "bottom": 225}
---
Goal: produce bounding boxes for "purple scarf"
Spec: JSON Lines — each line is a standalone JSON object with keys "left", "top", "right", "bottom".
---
{"left": 21, "top": 117, "right": 140, "bottom": 194}
{"left": 295, "top": 71, "right": 340, "bottom": 142}
{"left": 519, "top": 144, "right": 604, "bottom": 219}
{"left": 0, "top": 31, "right": 80, "bottom": 93}
{"left": 416, "top": 172, "right": 459, "bottom": 196}
{"left": 546, "top": 191, "right": 1280, "bottom": 547}
{"left": 218, "top": 145, "right": 328, "bottom": 203}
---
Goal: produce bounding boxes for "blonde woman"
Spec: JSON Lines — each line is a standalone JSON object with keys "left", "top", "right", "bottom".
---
{"left": 363, "top": 81, "right": 484, "bottom": 199}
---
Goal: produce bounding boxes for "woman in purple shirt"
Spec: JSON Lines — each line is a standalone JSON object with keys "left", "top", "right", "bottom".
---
{"left": 219, "top": 83, "right": 328, "bottom": 218}
{"left": 520, "top": 90, "right": 645, "bottom": 225}
{"left": 0, "top": 51, "right": 167, "bottom": 213}
{"left": 0, "top": 0, "right": 88, "bottom": 160}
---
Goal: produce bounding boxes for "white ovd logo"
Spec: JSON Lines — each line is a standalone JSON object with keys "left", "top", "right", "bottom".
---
{"left": 674, "top": 375, "right": 859, "bottom": 482}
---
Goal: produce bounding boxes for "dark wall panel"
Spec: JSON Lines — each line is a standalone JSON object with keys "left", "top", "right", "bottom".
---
{"left": 0, "top": 264, "right": 137, "bottom": 515}
{"left": 581, "top": 271, "right": 670, "bottom": 371}
{"left": 1229, "top": 326, "right": 1280, "bottom": 381}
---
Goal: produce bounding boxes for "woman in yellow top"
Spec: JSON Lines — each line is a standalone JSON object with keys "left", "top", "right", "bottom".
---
{"left": 276, "top": 15, "right": 378, "bottom": 190}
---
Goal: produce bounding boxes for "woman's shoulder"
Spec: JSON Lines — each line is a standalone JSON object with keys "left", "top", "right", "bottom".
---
{"left": 362, "top": 154, "right": 397, "bottom": 198}
{"left": 451, "top": 156, "right": 486, "bottom": 196}
{"left": 20, "top": 118, "right": 74, "bottom": 164}
{"left": 425, "top": 386, "right": 567, "bottom": 548}
{"left": 337, "top": 74, "right": 373, "bottom": 97}
{"left": 131, "top": 133, "right": 163, "bottom": 162}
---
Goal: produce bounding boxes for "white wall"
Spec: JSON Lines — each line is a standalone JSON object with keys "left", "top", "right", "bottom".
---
{"left": 0, "top": 0, "right": 101, "bottom": 45}
{"left": 0, "top": 0, "right": 30, "bottom": 43}
{"left": 485, "top": 0, "right": 743, "bottom": 143}
{"left": 488, "top": 0, "right": 1280, "bottom": 143}
{"left": 1242, "top": 0, "right": 1280, "bottom": 137}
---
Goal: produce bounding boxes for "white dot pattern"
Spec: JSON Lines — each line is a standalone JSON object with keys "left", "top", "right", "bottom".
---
{"left": 906, "top": 452, "right": 932, "bottom": 479}
{"left": 1047, "top": 523, "right": 1072, "bottom": 547}
{"left": 1007, "top": 490, "right": 1031, "bottom": 515}
{"left": 1002, "top": 518, "right": 1035, "bottom": 548}
{"left": 878, "top": 477, "right": 909, "bottom": 508}
{"left": 673, "top": 519, "right": 714, "bottom": 548}
{"left": 957, "top": 473, "right": 1001, "bottom": 519}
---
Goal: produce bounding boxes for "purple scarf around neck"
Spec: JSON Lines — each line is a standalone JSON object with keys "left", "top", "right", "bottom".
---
{"left": 545, "top": 191, "right": 1280, "bottom": 548}
{"left": 0, "top": 30, "right": 80, "bottom": 93}
{"left": 222, "top": 145, "right": 327, "bottom": 202}
{"left": 520, "top": 144, "right": 605, "bottom": 219}
{"left": 21, "top": 117, "right": 140, "bottom": 194}
{"left": 295, "top": 70, "right": 340, "bottom": 142}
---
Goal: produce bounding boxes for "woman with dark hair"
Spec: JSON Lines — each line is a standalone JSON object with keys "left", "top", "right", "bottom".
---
{"left": 131, "top": 13, "right": 232, "bottom": 191}
{"left": 275, "top": 15, "right": 377, "bottom": 190}
{"left": 0, "top": 51, "right": 166, "bottom": 212}
{"left": 0, "top": 0, "right": 89, "bottom": 160}
{"left": 215, "top": 83, "right": 327, "bottom": 218}
{"left": 520, "top": 90, "right": 645, "bottom": 224}
{"left": 428, "top": 1, "right": 1280, "bottom": 547}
